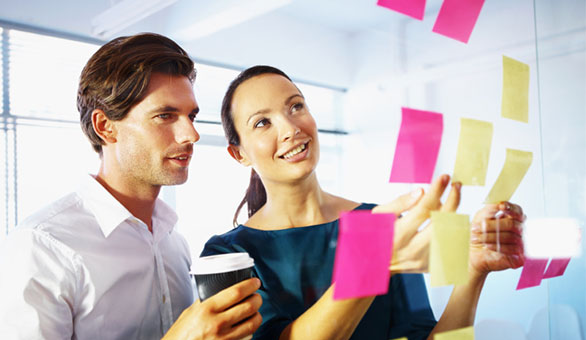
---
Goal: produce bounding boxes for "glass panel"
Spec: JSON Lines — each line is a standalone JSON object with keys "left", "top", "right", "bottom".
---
{"left": 15, "top": 122, "right": 100, "bottom": 221}
{"left": 8, "top": 30, "right": 98, "bottom": 120}
{"left": 174, "top": 143, "right": 250, "bottom": 257}
{"left": 534, "top": 0, "right": 586, "bottom": 339}
{"left": 192, "top": 63, "right": 240, "bottom": 123}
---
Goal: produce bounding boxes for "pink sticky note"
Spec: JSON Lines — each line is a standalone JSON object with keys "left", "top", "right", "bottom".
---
{"left": 389, "top": 107, "right": 443, "bottom": 184}
{"left": 432, "top": 0, "right": 486, "bottom": 43}
{"left": 332, "top": 211, "right": 396, "bottom": 300}
{"left": 377, "top": 0, "right": 427, "bottom": 20}
{"left": 516, "top": 258, "right": 548, "bottom": 290}
{"left": 543, "top": 258, "right": 571, "bottom": 279}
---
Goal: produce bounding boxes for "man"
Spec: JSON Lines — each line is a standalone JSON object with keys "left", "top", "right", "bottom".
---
{"left": 0, "top": 33, "right": 261, "bottom": 340}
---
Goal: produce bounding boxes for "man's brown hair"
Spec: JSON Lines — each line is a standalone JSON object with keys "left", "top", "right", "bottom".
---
{"left": 77, "top": 32, "right": 196, "bottom": 155}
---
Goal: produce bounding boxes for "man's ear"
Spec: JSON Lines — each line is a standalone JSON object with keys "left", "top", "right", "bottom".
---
{"left": 227, "top": 144, "right": 251, "bottom": 166}
{"left": 92, "top": 109, "right": 117, "bottom": 144}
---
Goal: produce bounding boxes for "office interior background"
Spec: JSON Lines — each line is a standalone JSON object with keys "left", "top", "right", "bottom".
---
{"left": 0, "top": 0, "right": 584, "bottom": 339}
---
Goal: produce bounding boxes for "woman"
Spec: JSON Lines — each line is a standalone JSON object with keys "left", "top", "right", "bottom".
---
{"left": 202, "top": 65, "right": 525, "bottom": 340}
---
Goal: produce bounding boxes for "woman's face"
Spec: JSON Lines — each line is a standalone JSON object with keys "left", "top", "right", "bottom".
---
{"left": 229, "top": 73, "right": 320, "bottom": 185}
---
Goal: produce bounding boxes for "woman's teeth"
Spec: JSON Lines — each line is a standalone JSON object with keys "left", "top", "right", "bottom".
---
{"left": 283, "top": 144, "right": 306, "bottom": 159}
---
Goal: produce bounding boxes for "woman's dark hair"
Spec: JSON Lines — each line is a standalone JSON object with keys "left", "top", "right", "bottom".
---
{"left": 221, "top": 65, "right": 293, "bottom": 226}
{"left": 77, "top": 32, "right": 196, "bottom": 155}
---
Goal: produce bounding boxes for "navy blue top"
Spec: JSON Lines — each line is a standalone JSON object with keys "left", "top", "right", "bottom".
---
{"left": 201, "top": 203, "right": 436, "bottom": 339}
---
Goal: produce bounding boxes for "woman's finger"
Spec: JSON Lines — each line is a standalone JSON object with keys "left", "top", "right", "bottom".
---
{"left": 398, "top": 175, "right": 451, "bottom": 238}
{"left": 221, "top": 312, "right": 263, "bottom": 340}
{"left": 207, "top": 278, "right": 261, "bottom": 312}
{"left": 440, "top": 182, "right": 461, "bottom": 212}
{"left": 220, "top": 293, "right": 263, "bottom": 328}
{"left": 372, "top": 188, "right": 424, "bottom": 215}
{"left": 417, "top": 174, "right": 451, "bottom": 212}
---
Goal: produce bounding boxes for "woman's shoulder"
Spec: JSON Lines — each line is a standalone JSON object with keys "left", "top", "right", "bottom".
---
{"left": 201, "top": 227, "right": 249, "bottom": 256}
{"left": 328, "top": 194, "right": 376, "bottom": 212}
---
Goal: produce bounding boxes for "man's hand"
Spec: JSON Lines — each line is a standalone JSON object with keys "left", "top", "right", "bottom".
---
{"left": 163, "top": 278, "right": 262, "bottom": 340}
{"left": 469, "top": 202, "right": 525, "bottom": 278}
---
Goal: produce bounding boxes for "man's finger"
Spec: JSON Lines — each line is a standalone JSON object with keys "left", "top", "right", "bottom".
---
{"left": 471, "top": 231, "right": 523, "bottom": 246}
{"left": 472, "top": 218, "right": 523, "bottom": 235}
{"left": 479, "top": 243, "right": 524, "bottom": 255}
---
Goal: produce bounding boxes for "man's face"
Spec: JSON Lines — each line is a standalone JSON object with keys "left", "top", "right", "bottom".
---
{"left": 111, "top": 72, "right": 200, "bottom": 189}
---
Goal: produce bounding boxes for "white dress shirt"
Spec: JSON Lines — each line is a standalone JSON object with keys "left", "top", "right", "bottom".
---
{"left": 0, "top": 175, "right": 194, "bottom": 339}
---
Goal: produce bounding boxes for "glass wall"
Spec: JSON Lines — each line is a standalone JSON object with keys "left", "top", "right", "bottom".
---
{"left": 534, "top": 0, "right": 586, "bottom": 339}
{"left": 341, "top": 0, "right": 585, "bottom": 338}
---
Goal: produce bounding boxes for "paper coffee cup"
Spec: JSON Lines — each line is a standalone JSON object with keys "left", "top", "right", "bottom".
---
{"left": 191, "top": 252, "right": 255, "bottom": 301}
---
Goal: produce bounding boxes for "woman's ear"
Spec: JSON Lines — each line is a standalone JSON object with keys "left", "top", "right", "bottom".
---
{"left": 92, "top": 109, "right": 117, "bottom": 144}
{"left": 227, "top": 144, "right": 251, "bottom": 166}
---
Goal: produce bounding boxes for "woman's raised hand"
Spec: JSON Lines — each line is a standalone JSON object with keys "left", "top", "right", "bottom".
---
{"left": 372, "top": 174, "right": 461, "bottom": 274}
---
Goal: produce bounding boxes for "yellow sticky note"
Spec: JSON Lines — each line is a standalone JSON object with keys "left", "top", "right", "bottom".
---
{"left": 502, "top": 55, "right": 530, "bottom": 123}
{"left": 452, "top": 118, "right": 493, "bottom": 186}
{"left": 391, "top": 338, "right": 408, "bottom": 340}
{"left": 435, "top": 326, "right": 475, "bottom": 339}
{"left": 485, "top": 148, "right": 533, "bottom": 203}
{"left": 430, "top": 212, "right": 470, "bottom": 287}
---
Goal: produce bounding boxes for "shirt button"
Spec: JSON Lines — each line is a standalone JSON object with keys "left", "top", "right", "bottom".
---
{"left": 163, "top": 295, "right": 166, "bottom": 303}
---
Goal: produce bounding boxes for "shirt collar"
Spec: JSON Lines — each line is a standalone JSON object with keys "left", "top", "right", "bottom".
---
{"left": 77, "top": 175, "right": 178, "bottom": 238}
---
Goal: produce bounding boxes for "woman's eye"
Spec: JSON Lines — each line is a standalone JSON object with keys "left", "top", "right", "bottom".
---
{"left": 254, "top": 118, "right": 270, "bottom": 128}
{"left": 291, "top": 103, "right": 305, "bottom": 113}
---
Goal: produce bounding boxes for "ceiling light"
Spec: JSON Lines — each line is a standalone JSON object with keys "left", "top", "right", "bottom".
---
{"left": 91, "top": 0, "right": 178, "bottom": 38}
{"left": 173, "top": 0, "right": 292, "bottom": 41}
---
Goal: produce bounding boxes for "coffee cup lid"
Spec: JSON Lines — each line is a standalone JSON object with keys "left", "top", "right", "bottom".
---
{"left": 190, "top": 252, "right": 254, "bottom": 275}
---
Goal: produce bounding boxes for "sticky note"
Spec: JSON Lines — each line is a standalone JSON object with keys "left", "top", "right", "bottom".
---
{"left": 432, "top": 0, "right": 485, "bottom": 43}
{"left": 452, "top": 118, "right": 493, "bottom": 186}
{"left": 377, "top": 0, "right": 426, "bottom": 20}
{"left": 543, "top": 258, "right": 571, "bottom": 279}
{"left": 516, "top": 258, "right": 548, "bottom": 290}
{"left": 502, "top": 56, "right": 530, "bottom": 123}
{"left": 332, "top": 211, "right": 396, "bottom": 300}
{"left": 430, "top": 212, "right": 470, "bottom": 287}
{"left": 391, "top": 338, "right": 408, "bottom": 340}
{"left": 435, "top": 325, "right": 475, "bottom": 340}
{"left": 389, "top": 107, "right": 443, "bottom": 184}
{"left": 485, "top": 149, "right": 533, "bottom": 204}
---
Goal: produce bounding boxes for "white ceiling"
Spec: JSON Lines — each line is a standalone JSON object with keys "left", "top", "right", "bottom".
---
{"left": 0, "top": 0, "right": 449, "bottom": 87}
{"left": 0, "top": 0, "right": 582, "bottom": 88}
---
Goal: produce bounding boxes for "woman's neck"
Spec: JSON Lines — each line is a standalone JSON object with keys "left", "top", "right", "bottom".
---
{"left": 250, "top": 173, "right": 337, "bottom": 230}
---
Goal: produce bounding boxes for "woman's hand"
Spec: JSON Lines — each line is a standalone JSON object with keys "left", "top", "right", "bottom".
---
{"left": 373, "top": 174, "right": 461, "bottom": 274}
{"left": 469, "top": 202, "right": 525, "bottom": 278}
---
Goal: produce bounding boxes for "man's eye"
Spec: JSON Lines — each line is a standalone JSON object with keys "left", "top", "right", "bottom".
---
{"left": 254, "top": 118, "right": 270, "bottom": 128}
{"left": 157, "top": 114, "right": 171, "bottom": 119}
{"left": 189, "top": 114, "right": 197, "bottom": 122}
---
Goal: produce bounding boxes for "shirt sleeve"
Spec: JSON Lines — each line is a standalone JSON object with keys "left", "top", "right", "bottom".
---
{"left": 0, "top": 228, "right": 79, "bottom": 340}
